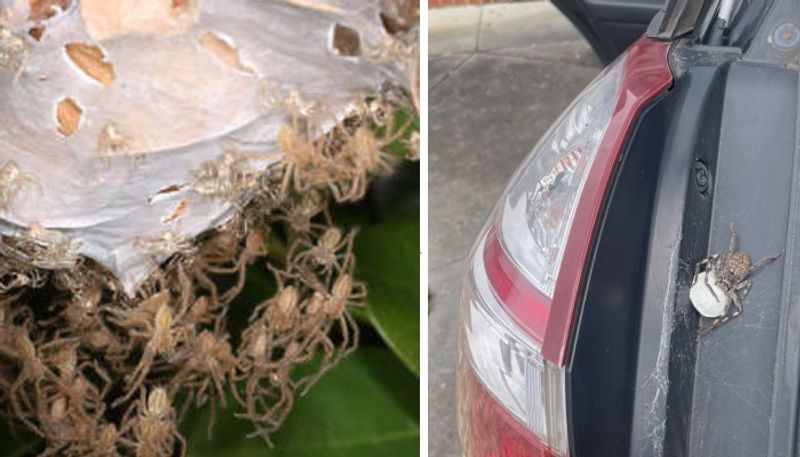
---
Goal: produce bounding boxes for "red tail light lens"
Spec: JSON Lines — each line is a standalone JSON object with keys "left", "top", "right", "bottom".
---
{"left": 458, "top": 38, "right": 672, "bottom": 457}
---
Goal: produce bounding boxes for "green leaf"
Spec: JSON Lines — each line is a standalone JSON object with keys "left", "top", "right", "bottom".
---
{"left": 354, "top": 219, "right": 420, "bottom": 377}
{"left": 328, "top": 160, "right": 420, "bottom": 376}
{"left": 187, "top": 349, "right": 419, "bottom": 457}
{"left": 383, "top": 109, "right": 418, "bottom": 159}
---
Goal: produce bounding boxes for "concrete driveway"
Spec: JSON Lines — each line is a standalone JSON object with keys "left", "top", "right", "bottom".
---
{"left": 428, "top": 2, "right": 602, "bottom": 455}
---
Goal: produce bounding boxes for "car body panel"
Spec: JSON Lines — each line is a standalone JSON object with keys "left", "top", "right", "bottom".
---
{"left": 567, "top": 38, "right": 800, "bottom": 456}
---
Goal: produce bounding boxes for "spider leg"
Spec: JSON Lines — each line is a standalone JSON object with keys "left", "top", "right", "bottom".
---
{"left": 240, "top": 386, "right": 282, "bottom": 443}
{"left": 702, "top": 270, "right": 720, "bottom": 301}
{"left": 728, "top": 222, "right": 737, "bottom": 254}
{"left": 697, "top": 318, "right": 721, "bottom": 340}
{"left": 350, "top": 284, "right": 368, "bottom": 300}
{"left": 693, "top": 257, "right": 714, "bottom": 285}
{"left": 331, "top": 310, "right": 355, "bottom": 353}
{"left": 382, "top": 113, "right": 415, "bottom": 147}
{"left": 327, "top": 180, "right": 347, "bottom": 203}
{"left": 345, "top": 310, "right": 360, "bottom": 356}
{"left": 280, "top": 163, "right": 293, "bottom": 197}
{"left": 177, "top": 387, "right": 195, "bottom": 424}
{"left": 332, "top": 313, "right": 356, "bottom": 369}
{"left": 287, "top": 237, "right": 312, "bottom": 263}
{"left": 174, "top": 430, "right": 189, "bottom": 457}
{"left": 212, "top": 369, "right": 228, "bottom": 408}
{"left": 113, "top": 348, "right": 156, "bottom": 407}
{"left": 91, "top": 361, "right": 113, "bottom": 401}
{"left": 118, "top": 398, "right": 139, "bottom": 436}
{"left": 730, "top": 289, "right": 744, "bottom": 318}
{"left": 336, "top": 229, "right": 359, "bottom": 274}
{"left": 273, "top": 384, "right": 294, "bottom": 425}
{"left": 219, "top": 258, "right": 248, "bottom": 306}
{"left": 251, "top": 382, "right": 293, "bottom": 427}
{"left": 174, "top": 266, "right": 193, "bottom": 316}
{"left": 238, "top": 379, "right": 276, "bottom": 440}
{"left": 192, "top": 268, "right": 219, "bottom": 308}
{"left": 750, "top": 251, "right": 784, "bottom": 273}
{"left": 116, "top": 436, "right": 136, "bottom": 452}
{"left": 697, "top": 289, "right": 743, "bottom": 340}
{"left": 299, "top": 326, "right": 339, "bottom": 397}
{"left": 9, "top": 378, "right": 43, "bottom": 436}
{"left": 736, "top": 279, "right": 752, "bottom": 299}
{"left": 206, "top": 393, "right": 217, "bottom": 441}
{"left": 39, "top": 441, "right": 68, "bottom": 457}
{"left": 230, "top": 372, "right": 247, "bottom": 405}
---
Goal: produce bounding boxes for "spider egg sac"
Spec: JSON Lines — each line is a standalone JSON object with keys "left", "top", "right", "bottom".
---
{"left": 0, "top": 0, "right": 410, "bottom": 295}
{"left": 689, "top": 270, "right": 730, "bottom": 318}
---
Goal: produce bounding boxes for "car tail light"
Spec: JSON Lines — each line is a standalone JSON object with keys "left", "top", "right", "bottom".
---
{"left": 457, "top": 38, "right": 672, "bottom": 457}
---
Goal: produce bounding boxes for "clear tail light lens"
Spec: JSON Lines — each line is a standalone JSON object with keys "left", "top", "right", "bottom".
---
{"left": 459, "top": 241, "right": 569, "bottom": 456}
{"left": 458, "top": 38, "right": 673, "bottom": 457}
{"left": 498, "top": 63, "right": 622, "bottom": 301}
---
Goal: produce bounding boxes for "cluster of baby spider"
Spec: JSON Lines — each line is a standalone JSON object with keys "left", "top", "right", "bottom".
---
{"left": 277, "top": 92, "right": 414, "bottom": 203}
{"left": 0, "top": 184, "right": 367, "bottom": 456}
{"left": 233, "top": 198, "right": 365, "bottom": 442}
